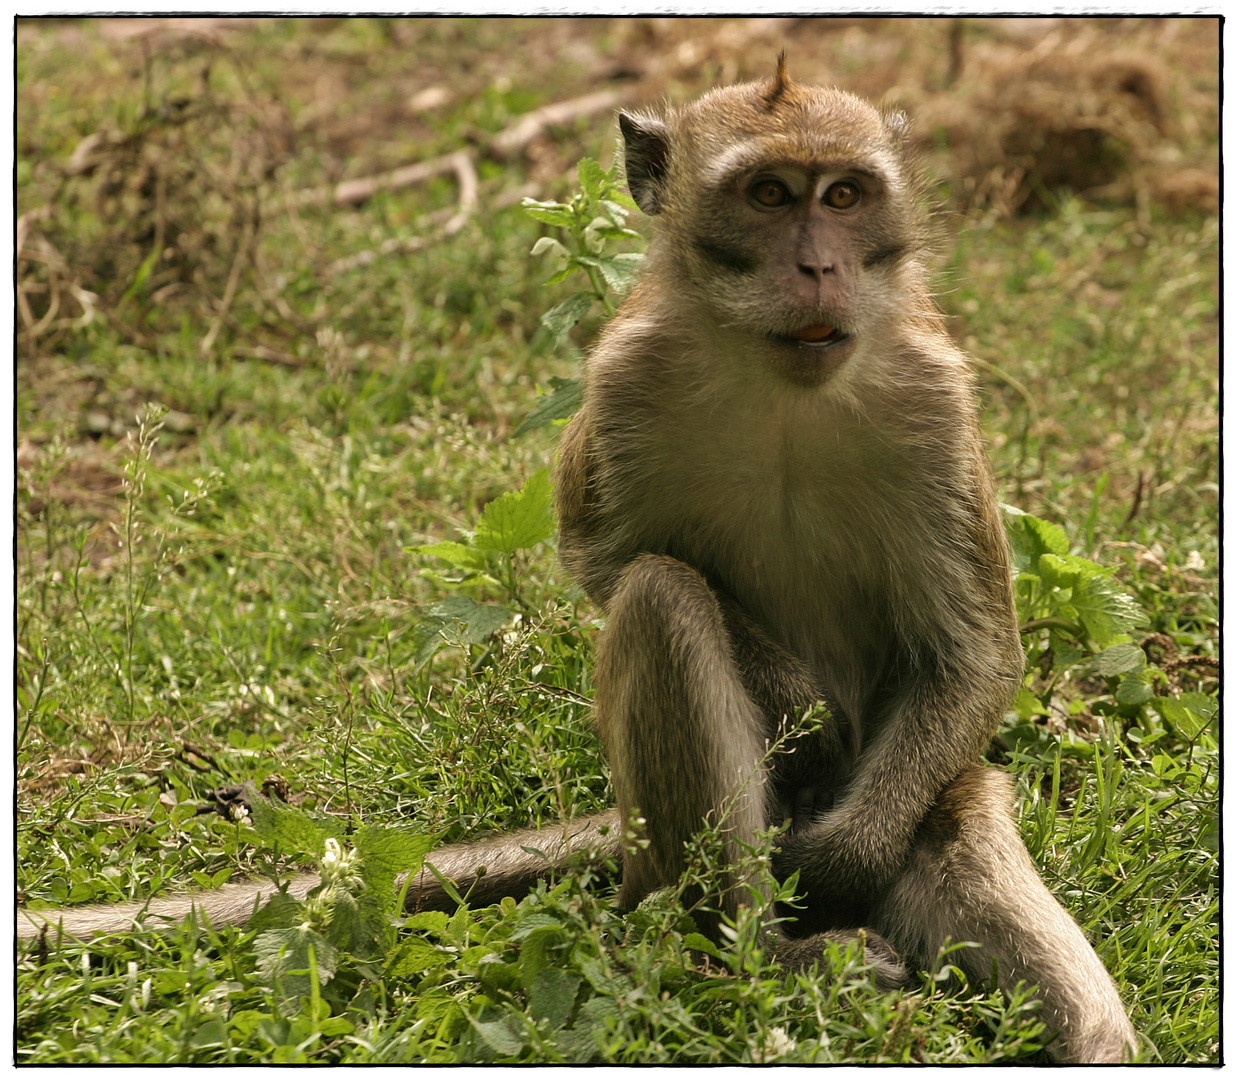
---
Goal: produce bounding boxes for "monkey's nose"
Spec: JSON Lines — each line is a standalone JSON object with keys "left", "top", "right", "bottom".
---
{"left": 797, "top": 258, "right": 834, "bottom": 282}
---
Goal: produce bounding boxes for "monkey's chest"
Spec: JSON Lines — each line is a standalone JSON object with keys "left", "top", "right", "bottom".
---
{"left": 631, "top": 438, "right": 902, "bottom": 699}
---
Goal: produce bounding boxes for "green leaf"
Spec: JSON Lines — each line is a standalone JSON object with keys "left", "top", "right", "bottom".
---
{"left": 1009, "top": 685, "right": 1042, "bottom": 722}
{"left": 540, "top": 292, "right": 594, "bottom": 345}
{"left": 683, "top": 932, "right": 724, "bottom": 959}
{"left": 1154, "top": 693, "right": 1216, "bottom": 740}
{"left": 121, "top": 247, "right": 160, "bottom": 303}
{"left": 254, "top": 927, "right": 339, "bottom": 1010}
{"left": 1006, "top": 511, "right": 1069, "bottom": 569}
{"left": 354, "top": 825, "right": 435, "bottom": 913}
{"left": 386, "top": 938, "right": 451, "bottom": 978}
{"left": 543, "top": 264, "right": 578, "bottom": 287}
{"left": 514, "top": 376, "right": 582, "bottom": 436}
{"left": 248, "top": 798, "right": 339, "bottom": 859}
{"left": 521, "top": 198, "right": 575, "bottom": 228}
{"left": 1093, "top": 642, "right": 1146, "bottom": 677}
{"left": 407, "top": 910, "right": 450, "bottom": 933}
{"left": 474, "top": 468, "right": 555, "bottom": 553}
{"left": 599, "top": 198, "right": 631, "bottom": 225}
{"left": 1115, "top": 671, "right": 1154, "bottom": 707}
{"left": 412, "top": 595, "right": 512, "bottom": 668}
{"left": 413, "top": 539, "right": 489, "bottom": 573}
{"left": 529, "top": 968, "right": 582, "bottom": 1029}
{"left": 1037, "top": 553, "right": 1088, "bottom": 591}
{"left": 577, "top": 157, "right": 607, "bottom": 200}
{"left": 561, "top": 997, "right": 620, "bottom": 1063}
{"left": 1070, "top": 573, "right": 1147, "bottom": 649}
{"left": 595, "top": 252, "right": 644, "bottom": 293}
{"left": 470, "top": 1013, "right": 526, "bottom": 1056}
{"left": 576, "top": 953, "right": 631, "bottom": 996}
{"left": 530, "top": 236, "right": 568, "bottom": 259}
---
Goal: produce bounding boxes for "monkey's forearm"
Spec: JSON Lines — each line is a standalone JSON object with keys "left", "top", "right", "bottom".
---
{"left": 777, "top": 665, "right": 1017, "bottom": 896}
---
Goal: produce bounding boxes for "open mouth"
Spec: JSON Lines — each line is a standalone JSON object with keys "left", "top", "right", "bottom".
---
{"left": 777, "top": 323, "right": 849, "bottom": 347}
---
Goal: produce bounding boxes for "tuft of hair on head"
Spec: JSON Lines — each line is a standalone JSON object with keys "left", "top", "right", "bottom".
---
{"left": 762, "top": 51, "right": 791, "bottom": 109}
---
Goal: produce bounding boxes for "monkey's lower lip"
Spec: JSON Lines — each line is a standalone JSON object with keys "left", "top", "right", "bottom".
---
{"left": 779, "top": 324, "right": 848, "bottom": 347}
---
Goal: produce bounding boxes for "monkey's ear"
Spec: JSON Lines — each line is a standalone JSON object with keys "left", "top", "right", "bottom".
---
{"left": 619, "top": 111, "right": 670, "bottom": 216}
{"left": 882, "top": 108, "right": 912, "bottom": 144}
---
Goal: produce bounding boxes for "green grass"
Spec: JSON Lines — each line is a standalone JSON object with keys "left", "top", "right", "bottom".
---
{"left": 16, "top": 17, "right": 1217, "bottom": 1064}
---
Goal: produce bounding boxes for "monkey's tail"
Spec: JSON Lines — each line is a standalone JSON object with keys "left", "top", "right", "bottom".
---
{"left": 17, "top": 812, "right": 624, "bottom": 944}
{"left": 17, "top": 872, "right": 321, "bottom": 942}
{"left": 403, "top": 811, "right": 624, "bottom": 911}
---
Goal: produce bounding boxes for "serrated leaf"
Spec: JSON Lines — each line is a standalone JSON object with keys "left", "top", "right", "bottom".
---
{"left": 561, "top": 997, "right": 620, "bottom": 1063}
{"left": 510, "top": 912, "right": 566, "bottom": 940}
{"left": 1037, "top": 553, "right": 1088, "bottom": 590}
{"left": 414, "top": 539, "right": 489, "bottom": 573}
{"left": 576, "top": 953, "right": 631, "bottom": 996}
{"left": 1007, "top": 513, "right": 1070, "bottom": 567}
{"left": 254, "top": 927, "right": 338, "bottom": 1009}
{"left": 529, "top": 968, "right": 582, "bottom": 1030}
{"left": 247, "top": 797, "right": 339, "bottom": 858}
{"left": 354, "top": 825, "right": 435, "bottom": 913}
{"left": 577, "top": 157, "right": 607, "bottom": 199}
{"left": 540, "top": 292, "right": 594, "bottom": 345}
{"left": 412, "top": 595, "right": 512, "bottom": 668}
{"left": 322, "top": 889, "right": 385, "bottom": 958}
{"left": 474, "top": 468, "right": 555, "bottom": 553}
{"left": 514, "top": 376, "right": 582, "bottom": 436}
{"left": 1070, "top": 574, "right": 1147, "bottom": 649}
{"left": 595, "top": 252, "right": 644, "bottom": 293}
{"left": 471, "top": 1013, "right": 526, "bottom": 1056}
{"left": 386, "top": 938, "right": 451, "bottom": 978}
{"left": 1093, "top": 642, "right": 1146, "bottom": 677}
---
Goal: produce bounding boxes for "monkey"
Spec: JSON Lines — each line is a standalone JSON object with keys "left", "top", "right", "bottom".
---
{"left": 547, "top": 58, "right": 1137, "bottom": 1063}
{"left": 18, "top": 61, "right": 1137, "bottom": 1064}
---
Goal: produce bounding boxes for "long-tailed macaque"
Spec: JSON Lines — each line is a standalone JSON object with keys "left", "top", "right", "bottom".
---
{"left": 20, "top": 61, "right": 1136, "bottom": 1064}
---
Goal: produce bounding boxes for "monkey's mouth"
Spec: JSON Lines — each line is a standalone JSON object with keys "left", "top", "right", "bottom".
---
{"left": 778, "top": 323, "right": 849, "bottom": 347}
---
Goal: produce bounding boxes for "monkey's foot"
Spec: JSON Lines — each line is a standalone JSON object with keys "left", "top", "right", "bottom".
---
{"left": 774, "top": 929, "right": 914, "bottom": 992}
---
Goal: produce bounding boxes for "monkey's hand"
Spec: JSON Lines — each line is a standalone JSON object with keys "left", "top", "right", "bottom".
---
{"left": 771, "top": 803, "right": 914, "bottom": 921}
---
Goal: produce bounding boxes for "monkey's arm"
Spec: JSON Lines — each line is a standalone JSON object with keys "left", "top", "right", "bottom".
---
{"left": 779, "top": 499, "right": 1024, "bottom": 902}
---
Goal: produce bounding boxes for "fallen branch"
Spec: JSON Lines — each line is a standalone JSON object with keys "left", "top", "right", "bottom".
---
{"left": 283, "top": 88, "right": 623, "bottom": 214}
{"left": 285, "top": 149, "right": 470, "bottom": 212}
{"left": 488, "top": 88, "right": 622, "bottom": 159}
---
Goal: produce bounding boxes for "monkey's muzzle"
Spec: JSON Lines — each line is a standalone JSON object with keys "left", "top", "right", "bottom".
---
{"left": 784, "top": 323, "right": 846, "bottom": 345}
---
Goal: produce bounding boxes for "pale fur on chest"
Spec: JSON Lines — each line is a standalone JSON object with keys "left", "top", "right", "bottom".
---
{"left": 596, "top": 343, "right": 958, "bottom": 711}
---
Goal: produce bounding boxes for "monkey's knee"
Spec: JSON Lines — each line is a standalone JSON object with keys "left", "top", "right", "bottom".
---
{"left": 597, "top": 555, "right": 770, "bottom": 917}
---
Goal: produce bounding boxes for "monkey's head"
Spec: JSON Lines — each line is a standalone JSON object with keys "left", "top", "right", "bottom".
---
{"left": 619, "top": 58, "right": 932, "bottom": 387}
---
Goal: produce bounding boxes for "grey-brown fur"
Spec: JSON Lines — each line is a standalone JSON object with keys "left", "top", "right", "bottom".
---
{"left": 555, "top": 66, "right": 1137, "bottom": 1063}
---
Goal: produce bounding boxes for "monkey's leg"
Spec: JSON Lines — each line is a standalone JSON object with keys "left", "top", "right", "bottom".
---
{"left": 871, "top": 767, "right": 1137, "bottom": 1064}
{"left": 594, "top": 554, "right": 772, "bottom": 939}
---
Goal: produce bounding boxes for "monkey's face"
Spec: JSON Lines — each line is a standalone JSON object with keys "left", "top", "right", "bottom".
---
{"left": 621, "top": 81, "right": 927, "bottom": 389}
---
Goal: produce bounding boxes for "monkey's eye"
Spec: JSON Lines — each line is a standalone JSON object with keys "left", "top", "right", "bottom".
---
{"left": 748, "top": 178, "right": 792, "bottom": 208}
{"left": 824, "top": 181, "right": 861, "bottom": 210}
